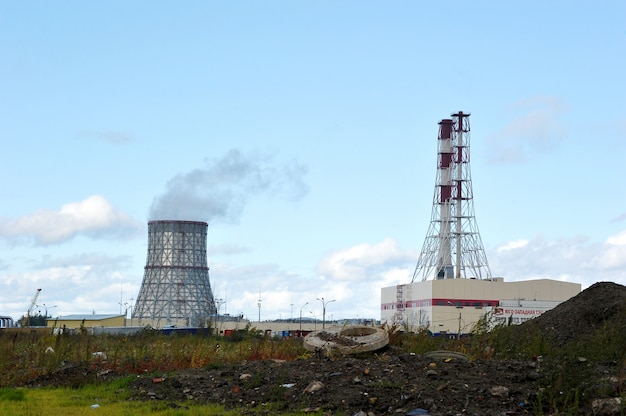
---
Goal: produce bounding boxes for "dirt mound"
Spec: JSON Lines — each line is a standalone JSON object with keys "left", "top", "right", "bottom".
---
{"left": 130, "top": 352, "right": 543, "bottom": 415}
{"left": 129, "top": 347, "right": 624, "bottom": 415}
{"left": 520, "top": 281, "right": 626, "bottom": 349}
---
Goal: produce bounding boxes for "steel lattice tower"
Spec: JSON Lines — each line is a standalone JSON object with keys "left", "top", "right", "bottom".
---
{"left": 133, "top": 220, "right": 217, "bottom": 326}
{"left": 411, "top": 112, "right": 492, "bottom": 282}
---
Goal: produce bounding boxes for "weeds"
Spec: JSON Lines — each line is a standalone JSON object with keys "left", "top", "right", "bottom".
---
{"left": 0, "top": 327, "right": 302, "bottom": 388}
{"left": 1, "top": 315, "right": 625, "bottom": 415}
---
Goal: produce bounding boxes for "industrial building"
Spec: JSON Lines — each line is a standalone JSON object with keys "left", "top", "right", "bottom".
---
{"left": 381, "top": 278, "right": 580, "bottom": 335}
{"left": 0, "top": 316, "right": 14, "bottom": 328}
{"left": 382, "top": 112, "right": 581, "bottom": 334}
{"left": 46, "top": 314, "right": 125, "bottom": 331}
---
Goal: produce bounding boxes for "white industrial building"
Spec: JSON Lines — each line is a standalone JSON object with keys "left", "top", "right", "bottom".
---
{"left": 381, "top": 277, "right": 581, "bottom": 336}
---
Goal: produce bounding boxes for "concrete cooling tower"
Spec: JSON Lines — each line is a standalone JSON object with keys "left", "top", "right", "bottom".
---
{"left": 132, "top": 220, "right": 217, "bottom": 327}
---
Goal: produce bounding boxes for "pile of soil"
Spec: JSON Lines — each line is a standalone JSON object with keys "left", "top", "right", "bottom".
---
{"left": 525, "top": 281, "right": 626, "bottom": 348}
{"left": 131, "top": 351, "right": 547, "bottom": 415}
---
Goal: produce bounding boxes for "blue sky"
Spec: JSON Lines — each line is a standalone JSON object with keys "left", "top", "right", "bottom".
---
{"left": 1, "top": 1, "right": 625, "bottom": 323}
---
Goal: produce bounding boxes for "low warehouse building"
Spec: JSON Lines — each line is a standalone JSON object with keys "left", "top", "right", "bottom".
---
{"left": 47, "top": 314, "right": 125, "bottom": 332}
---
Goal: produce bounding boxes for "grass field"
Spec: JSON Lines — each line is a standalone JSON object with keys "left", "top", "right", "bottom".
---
{"left": 0, "top": 378, "right": 322, "bottom": 416}
{"left": 0, "top": 327, "right": 321, "bottom": 416}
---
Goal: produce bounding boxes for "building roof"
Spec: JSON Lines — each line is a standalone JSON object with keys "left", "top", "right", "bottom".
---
{"left": 52, "top": 314, "right": 124, "bottom": 321}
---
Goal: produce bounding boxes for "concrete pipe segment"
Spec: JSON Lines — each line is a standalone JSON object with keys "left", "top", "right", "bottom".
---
{"left": 303, "top": 326, "right": 389, "bottom": 355}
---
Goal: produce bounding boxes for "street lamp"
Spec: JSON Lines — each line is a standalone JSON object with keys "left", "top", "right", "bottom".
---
{"left": 448, "top": 301, "right": 462, "bottom": 339}
{"left": 215, "top": 298, "right": 224, "bottom": 315}
{"left": 316, "top": 297, "right": 336, "bottom": 329}
{"left": 299, "top": 301, "right": 309, "bottom": 331}
{"left": 39, "top": 304, "right": 57, "bottom": 326}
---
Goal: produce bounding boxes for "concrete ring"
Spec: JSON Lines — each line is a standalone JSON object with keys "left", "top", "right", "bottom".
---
{"left": 303, "top": 326, "right": 389, "bottom": 355}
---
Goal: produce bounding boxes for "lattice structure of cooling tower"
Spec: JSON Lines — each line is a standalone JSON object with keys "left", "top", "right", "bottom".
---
{"left": 132, "top": 220, "right": 216, "bottom": 326}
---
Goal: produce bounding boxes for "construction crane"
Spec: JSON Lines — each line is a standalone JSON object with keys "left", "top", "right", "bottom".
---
{"left": 26, "top": 288, "right": 42, "bottom": 328}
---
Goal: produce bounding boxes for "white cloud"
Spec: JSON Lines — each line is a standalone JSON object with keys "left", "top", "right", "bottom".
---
{"left": 593, "top": 231, "right": 626, "bottom": 270}
{"left": 316, "top": 238, "right": 415, "bottom": 282}
{"left": 34, "top": 252, "right": 133, "bottom": 270}
{"left": 496, "top": 239, "right": 528, "bottom": 253}
{"left": 0, "top": 195, "right": 141, "bottom": 245}
{"left": 606, "top": 230, "right": 626, "bottom": 245}
{"left": 165, "top": 231, "right": 626, "bottom": 321}
{"left": 205, "top": 238, "right": 418, "bottom": 321}
{"left": 487, "top": 96, "right": 568, "bottom": 164}
{"left": 0, "top": 262, "right": 141, "bottom": 319}
{"left": 489, "top": 231, "right": 626, "bottom": 288}
{"left": 208, "top": 243, "right": 250, "bottom": 256}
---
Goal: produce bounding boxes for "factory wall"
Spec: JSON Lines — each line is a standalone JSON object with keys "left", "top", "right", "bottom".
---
{"left": 46, "top": 314, "right": 126, "bottom": 330}
{"left": 381, "top": 278, "right": 581, "bottom": 335}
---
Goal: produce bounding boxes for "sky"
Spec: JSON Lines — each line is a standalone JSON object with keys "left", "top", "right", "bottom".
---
{"left": 1, "top": 1, "right": 625, "bottom": 323}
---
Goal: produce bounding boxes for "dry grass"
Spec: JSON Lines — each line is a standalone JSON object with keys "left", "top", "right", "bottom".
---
{"left": 0, "top": 327, "right": 304, "bottom": 387}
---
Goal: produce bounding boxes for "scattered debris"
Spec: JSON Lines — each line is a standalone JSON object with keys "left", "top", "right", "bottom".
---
{"left": 591, "top": 397, "right": 623, "bottom": 415}
{"left": 422, "top": 350, "right": 469, "bottom": 362}
{"left": 303, "top": 380, "right": 323, "bottom": 394}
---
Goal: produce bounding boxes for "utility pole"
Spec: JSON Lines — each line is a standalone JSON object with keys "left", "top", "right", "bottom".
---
{"left": 299, "top": 301, "right": 309, "bottom": 331}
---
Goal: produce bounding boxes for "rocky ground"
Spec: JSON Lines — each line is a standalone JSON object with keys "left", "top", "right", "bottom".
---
{"left": 127, "top": 344, "right": 623, "bottom": 416}
{"left": 130, "top": 348, "right": 540, "bottom": 415}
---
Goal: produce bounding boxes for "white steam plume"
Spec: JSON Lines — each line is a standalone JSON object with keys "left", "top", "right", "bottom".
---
{"left": 149, "top": 149, "right": 308, "bottom": 222}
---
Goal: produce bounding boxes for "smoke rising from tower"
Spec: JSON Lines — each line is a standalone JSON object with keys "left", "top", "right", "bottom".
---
{"left": 149, "top": 149, "right": 309, "bottom": 222}
{"left": 411, "top": 112, "right": 492, "bottom": 282}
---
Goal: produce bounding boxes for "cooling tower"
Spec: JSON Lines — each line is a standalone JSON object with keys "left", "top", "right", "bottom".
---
{"left": 132, "top": 220, "right": 217, "bottom": 326}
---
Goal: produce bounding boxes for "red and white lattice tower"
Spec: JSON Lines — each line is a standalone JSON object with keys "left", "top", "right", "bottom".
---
{"left": 411, "top": 111, "right": 492, "bottom": 282}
